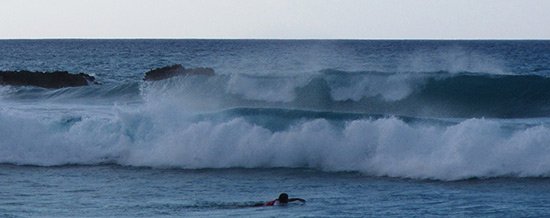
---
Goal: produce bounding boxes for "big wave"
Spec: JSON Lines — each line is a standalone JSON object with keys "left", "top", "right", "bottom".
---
{"left": 3, "top": 68, "right": 550, "bottom": 181}
{"left": 3, "top": 70, "right": 550, "bottom": 118}
{"left": 140, "top": 70, "right": 550, "bottom": 118}
{"left": 2, "top": 102, "right": 550, "bottom": 181}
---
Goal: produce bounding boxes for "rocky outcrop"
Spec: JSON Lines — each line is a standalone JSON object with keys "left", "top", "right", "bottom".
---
{"left": 144, "top": 64, "right": 215, "bottom": 81}
{"left": 0, "top": 70, "right": 96, "bottom": 89}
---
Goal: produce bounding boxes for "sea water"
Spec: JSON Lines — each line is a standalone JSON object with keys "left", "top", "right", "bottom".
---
{"left": 1, "top": 40, "right": 550, "bottom": 217}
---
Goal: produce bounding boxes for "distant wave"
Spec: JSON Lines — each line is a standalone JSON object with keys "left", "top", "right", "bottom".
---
{"left": 3, "top": 69, "right": 550, "bottom": 118}
{"left": 0, "top": 82, "right": 141, "bottom": 103}
{"left": 140, "top": 70, "right": 550, "bottom": 118}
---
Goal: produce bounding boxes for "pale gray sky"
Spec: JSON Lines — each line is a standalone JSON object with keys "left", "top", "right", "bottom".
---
{"left": 1, "top": 0, "right": 549, "bottom": 39}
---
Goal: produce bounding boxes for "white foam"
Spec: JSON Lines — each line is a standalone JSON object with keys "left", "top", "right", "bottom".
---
{"left": 2, "top": 102, "right": 550, "bottom": 181}
{"left": 397, "top": 47, "right": 509, "bottom": 75}
{"left": 0, "top": 85, "right": 15, "bottom": 99}
{"left": 326, "top": 73, "right": 425, "bottom": 101}
{"left": 226, "top": 74, "right": 311, "bottom": 102}
{"left": 139, "top": 72, "right": 424, "bottom": 105}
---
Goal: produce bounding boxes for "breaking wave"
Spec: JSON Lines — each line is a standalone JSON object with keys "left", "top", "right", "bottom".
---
{"left": 139, "top": 70, "right": 550, "bottom": 118}
{"left": 2, "top": 100, "right": 550, "bottom": 181}
{"left": 3, "top": 66, "right": 550, "bottom": 181}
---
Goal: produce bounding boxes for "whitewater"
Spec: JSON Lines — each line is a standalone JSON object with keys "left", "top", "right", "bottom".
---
{"left": 2, "top": 40, "right": 550, "bottom": 217}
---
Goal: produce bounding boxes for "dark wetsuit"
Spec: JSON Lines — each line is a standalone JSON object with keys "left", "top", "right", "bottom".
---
{"left": 256, "top": 198, "right": 305, "bottom": 206}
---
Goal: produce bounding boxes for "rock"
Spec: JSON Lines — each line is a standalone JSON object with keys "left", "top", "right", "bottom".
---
{"left": 0, "top": 70, "right": 95, "bottom": 89}
{"left": 144, "top": 64, "right": 215, "bottom": 81}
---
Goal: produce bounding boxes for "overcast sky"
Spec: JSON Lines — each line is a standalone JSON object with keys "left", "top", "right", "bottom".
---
{"left": 1, "top": 0, "right": 549, "bottom": 39}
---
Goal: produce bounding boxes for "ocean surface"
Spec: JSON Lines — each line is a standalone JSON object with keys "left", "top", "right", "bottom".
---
{"left": 1, "top": 39, "right": 550, "bottom": 217}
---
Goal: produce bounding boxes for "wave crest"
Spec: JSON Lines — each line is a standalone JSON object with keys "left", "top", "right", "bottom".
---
{"left": 2, "top": 105, "right": 550, "bottom": 180}
{"left": 138, "top": 71, "right": 550, "bottom": 118}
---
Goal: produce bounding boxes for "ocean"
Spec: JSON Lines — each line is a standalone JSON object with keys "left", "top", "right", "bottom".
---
{"left": 1, "top": 39, "right": 550, "bottom": 217}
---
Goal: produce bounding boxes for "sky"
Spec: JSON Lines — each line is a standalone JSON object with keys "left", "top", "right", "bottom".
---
{"left": 1, "top": 0, "right": 549, "bottom": 39}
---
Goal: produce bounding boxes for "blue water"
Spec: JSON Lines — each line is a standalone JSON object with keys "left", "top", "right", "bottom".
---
{"left": 2, "top": 40, "right": 550, "bottom": 217}
{"left": 2, "top": 165, "right": 550, "bottom": 217}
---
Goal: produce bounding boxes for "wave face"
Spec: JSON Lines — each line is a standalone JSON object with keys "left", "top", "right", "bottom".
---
{"left": 3, "top": 103, "right": 550, "bottom": 181}
{"left": 2, "top": 40, "right": 550, "bottom": 180}
{"left": 3, "top": 71, "right": 550, "bottom": 118}
{"left": 136, "top": 71, "right": 550, "bottom": 118}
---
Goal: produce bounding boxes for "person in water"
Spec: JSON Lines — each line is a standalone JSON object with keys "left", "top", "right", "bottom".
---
{"left": 256, "top": 193, "right": 306, "bottom": 206}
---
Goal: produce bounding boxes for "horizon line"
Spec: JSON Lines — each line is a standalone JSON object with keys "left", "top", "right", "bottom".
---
{"left": 0, "top": 37, "right": 549, "bottom": 41}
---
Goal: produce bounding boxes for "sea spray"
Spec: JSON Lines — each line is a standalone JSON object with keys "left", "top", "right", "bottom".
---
{"left": 2, "top": 40, "right": 550, "bottom": 183}
{"left": 3, "top": 100, "right": 550, "bottom": 181}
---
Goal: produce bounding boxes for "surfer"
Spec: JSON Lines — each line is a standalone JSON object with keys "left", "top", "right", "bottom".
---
{"left": 255, "top": 193, "right": 306, "bottom": 206}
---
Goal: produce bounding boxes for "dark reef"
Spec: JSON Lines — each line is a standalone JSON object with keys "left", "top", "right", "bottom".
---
{"left": 0, "top": 71, "right": 95, "bottom": 88}
{"left": 144, "top": 64, "right": 215, "bottom": 81}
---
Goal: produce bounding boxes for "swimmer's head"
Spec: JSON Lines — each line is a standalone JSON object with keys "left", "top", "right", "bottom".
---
{"left": 278, "top": 193, "right": 289, "bottom": 204}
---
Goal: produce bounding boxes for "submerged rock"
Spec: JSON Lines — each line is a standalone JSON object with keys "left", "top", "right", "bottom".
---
{"left": 143, "top": 64, "right": 215, "bottom": 81}
{"left": 0, "top": 70, "right": 95, "bottom": 89}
